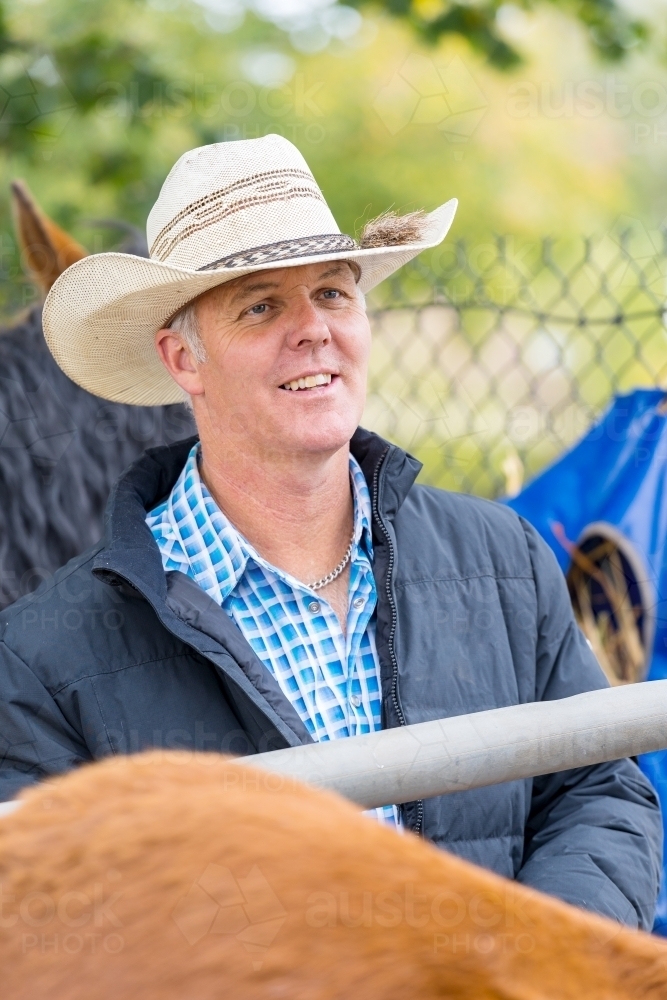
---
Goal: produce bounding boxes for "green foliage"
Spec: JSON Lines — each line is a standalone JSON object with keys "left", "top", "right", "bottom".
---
{"left": 0, "top": 0, "right": 661, "bottom": 491}
{"left": 0, "top": 0, "right": 661, "bottom": 320}
{"left": 349, "top": 0, "right": 648, "bottom": 67}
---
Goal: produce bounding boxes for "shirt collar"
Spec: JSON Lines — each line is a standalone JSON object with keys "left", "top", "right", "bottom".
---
{"left": 349, "top": 449, "right": 374, "bottom": 559}
{"left": 165, "top": 444, "right": 374, "bottom": 601}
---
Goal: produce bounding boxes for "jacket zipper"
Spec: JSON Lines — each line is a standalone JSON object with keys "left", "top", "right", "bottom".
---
{"left": 372, "top": 447, "right": 425, "bottom": 836}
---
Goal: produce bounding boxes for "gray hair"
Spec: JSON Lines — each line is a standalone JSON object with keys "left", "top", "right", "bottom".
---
{"left": 168, "top": 299, "right": 207, "bottom": 363}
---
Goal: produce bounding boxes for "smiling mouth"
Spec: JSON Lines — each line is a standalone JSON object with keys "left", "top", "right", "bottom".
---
{"left": 280, "top": 373, "right": 334, "bottom": 391}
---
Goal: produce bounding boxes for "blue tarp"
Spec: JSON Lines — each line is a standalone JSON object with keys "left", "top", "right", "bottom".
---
{"left": 506, "top": 388, "right": 667, "bottom": 934}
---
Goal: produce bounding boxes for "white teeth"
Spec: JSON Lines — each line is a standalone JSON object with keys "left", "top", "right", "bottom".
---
{"left": 282, "top": 373, "right": 333, "bottom": 390}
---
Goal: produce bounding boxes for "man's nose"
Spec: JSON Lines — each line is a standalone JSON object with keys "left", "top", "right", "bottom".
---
{"left": 284, "top": 295, "right": 331, "bottom": 350}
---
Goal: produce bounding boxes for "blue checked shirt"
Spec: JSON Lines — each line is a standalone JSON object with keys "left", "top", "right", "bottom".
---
{"left": 146, "top": 443, "right": 398, "bottom": 826}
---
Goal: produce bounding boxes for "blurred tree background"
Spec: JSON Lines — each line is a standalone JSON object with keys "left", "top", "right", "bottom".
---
{"left": 0, "top": 0, "right": 665, "bottom": 301}
{"left": 1, "top": 0, "right": 667, "bottom": 495}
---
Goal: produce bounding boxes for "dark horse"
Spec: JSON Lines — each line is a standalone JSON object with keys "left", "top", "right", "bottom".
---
{"left": 0, "top": 182, "right": 194, "bottom": 608}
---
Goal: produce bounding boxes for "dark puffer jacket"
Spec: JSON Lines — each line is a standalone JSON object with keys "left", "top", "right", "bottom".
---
{"left": 0, "top": 429, "right": 661, "bottom": 929}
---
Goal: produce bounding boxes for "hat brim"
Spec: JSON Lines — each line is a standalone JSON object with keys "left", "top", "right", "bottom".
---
{"left": 43, "top": 199, "right": 457, "bottom": 406}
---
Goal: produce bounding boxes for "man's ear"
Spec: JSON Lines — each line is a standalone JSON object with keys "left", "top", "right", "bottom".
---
{"left": 155, "top": 328, "right": 205, "bottom": 399}
{"left": 11, "top": 180, "right": 88, "bottom": 295}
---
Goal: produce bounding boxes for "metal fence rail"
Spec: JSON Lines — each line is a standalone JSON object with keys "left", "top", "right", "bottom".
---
{"left": 365, "top": 231, "right": 667, "bottom": 497}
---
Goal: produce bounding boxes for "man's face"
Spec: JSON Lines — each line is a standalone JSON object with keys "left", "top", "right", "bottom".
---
{"left": 187, "top": 261, "right": 371, "bottom": 458}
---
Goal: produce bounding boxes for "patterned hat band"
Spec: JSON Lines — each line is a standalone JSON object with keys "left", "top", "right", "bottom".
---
{"left": 197, "top": 233, "right": 358, "bottom": 271}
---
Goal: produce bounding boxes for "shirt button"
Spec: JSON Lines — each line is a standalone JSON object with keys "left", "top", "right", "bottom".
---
{"left": 307, "top": 600, "right": 320, "bottom": 614}
{"left": 352, "top": 596, "right": 365, "bottom": 610}
{"left": 350, "top": 694, "right": 362, "bottom": 708}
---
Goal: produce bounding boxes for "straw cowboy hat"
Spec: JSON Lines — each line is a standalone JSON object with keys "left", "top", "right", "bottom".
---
{"left": 43, "top": 134, "right": 457, "bottom": 406}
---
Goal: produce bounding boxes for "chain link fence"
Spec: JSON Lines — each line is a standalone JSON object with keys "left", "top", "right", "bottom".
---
{"left": 364, "top": 230, "right": 667, "bottom": 498}
{"left": 0, "top": 226, "right": 664, "bottom": 503}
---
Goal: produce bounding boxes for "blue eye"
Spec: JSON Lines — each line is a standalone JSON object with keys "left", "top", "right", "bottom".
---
{"left": 249, "top": 303, "right": 267, "bottom": 314}
{"left": 322, "top": 289, "right": 340, "bottom": 299}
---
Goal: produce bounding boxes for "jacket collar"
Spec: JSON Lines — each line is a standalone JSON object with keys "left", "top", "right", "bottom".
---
{"left": 351, "top": 427, "right": 422, "bottom": 523}
{"left": 92, "top": 435, "right": 198, "bottom": 601}
{"left": 92, "top": 429, "right": 421, "bottom": 599}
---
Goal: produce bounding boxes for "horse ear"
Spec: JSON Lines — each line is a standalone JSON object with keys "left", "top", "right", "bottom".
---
{"left": 10, "top": 180, "right": 88, "bottom": 294}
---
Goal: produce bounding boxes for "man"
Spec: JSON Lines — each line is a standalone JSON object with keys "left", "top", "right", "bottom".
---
{"left": 0, "top": 135, "right": 661, "bottom": 928}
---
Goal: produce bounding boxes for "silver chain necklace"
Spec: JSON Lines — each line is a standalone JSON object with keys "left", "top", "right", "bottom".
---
{"left": 308, "top": 531, "right": 355, "bottom": 591}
